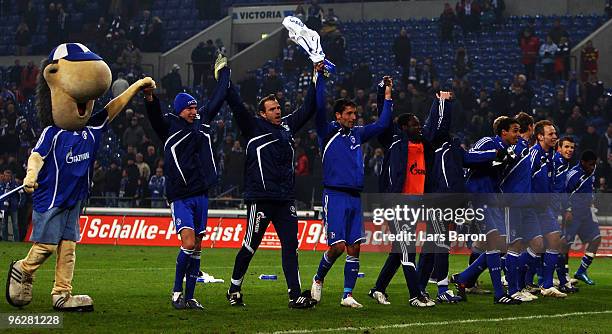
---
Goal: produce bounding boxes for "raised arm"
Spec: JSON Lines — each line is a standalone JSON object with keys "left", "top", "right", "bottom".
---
{"left": 226, "top": 81, "right": 257, "bottom": 138}
{"left": 423, "top": 92, "right": 452, "bottom": 145}
{"left": 201, "top": 66, "right": 231, "bottom": 124}
{"left": 143, "top": 90, "right": 170, "bottom": 142}
{"left": 283, "top": 63, "right": 325, "bottom": 134}
{"left": 376, "top": 78, "right": 394, "bottom": 148}
{"left": 105, "top": 77, "right": 156, "bottom": 122}
{"left": 315, "top": 72, "right": 333, "bottom": 141}
{"left": 361, "top": 77, "right": 393, "bottom": 142}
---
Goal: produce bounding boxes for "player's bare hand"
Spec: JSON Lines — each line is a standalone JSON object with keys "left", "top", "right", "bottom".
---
{"left": 383, "top": 76, "right": 393, "bottom": 99}
{"left": 314, "top": 62, "right": 324, "bottom": 73}
{"left": 564, "top": 211, "right": 573, "bottom": 223}
{"left": 143, "top": 87, "right": 154, "bottom": 101}
{"left": 437, "top": 91, "right": 453, "bottom": 100}
{"left": 23, "top": 173, "right": 38, "bottom": 194}
{"left": 383, "top": 76, "right": 393, "bottom": 88}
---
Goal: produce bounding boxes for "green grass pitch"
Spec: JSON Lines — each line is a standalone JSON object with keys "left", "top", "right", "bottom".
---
{"left": 1, "top": 242, "right": 611, "bottom": 333}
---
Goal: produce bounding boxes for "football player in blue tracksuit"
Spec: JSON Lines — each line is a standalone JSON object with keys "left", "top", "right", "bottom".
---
{"left": 367, "top": 87, "right": 453, "bottom": 307}
{"left": 552, "top": 137, "right": 580, "bottom": 292}
{"left": 144, "top": 57, "right": 230, "bottom": 310}
{"left": 562, "top": 150, "right": 600, "bottom": 285}
{"left": 225, "top": 63, "right": 325, "bottom": 309}
{"left": 416, "top": 109, "right": 506, "bottom": 304}
{"left": 451, "top": 117, "right": 523, "bottom": 304}
{"left": 496, "top": 112, "right": 539, "bottom": 302}
{"left": 522, "top": 120, "right": 567, "bottom": 298}
{"left": 310, "top": 76, "right": 393, "bottom": 308}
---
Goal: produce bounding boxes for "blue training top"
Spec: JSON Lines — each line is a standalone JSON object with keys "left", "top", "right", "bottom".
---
{"left": 565, "top": 163, "right": 595, "bottom": 211}
{"left": 317, "top": 94, "right": 392, "bottom": 192}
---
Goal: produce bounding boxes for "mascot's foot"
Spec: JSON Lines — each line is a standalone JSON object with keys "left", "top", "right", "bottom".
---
{"left": 52, "top": 293, "right": 94, "bottom": 312}
{"left": 6, "top": 260, "right": 33, "bottom": 307}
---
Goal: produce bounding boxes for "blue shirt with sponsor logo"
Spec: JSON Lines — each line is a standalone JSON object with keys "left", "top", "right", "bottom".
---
{"left": 31, "top": 109, "right": 108, "bottom": 212}
{"left": 529, "top": 143, "right": 554, "bottom": 193}
{"left": 316, "top": 99, "right": 392, "bottom": 192}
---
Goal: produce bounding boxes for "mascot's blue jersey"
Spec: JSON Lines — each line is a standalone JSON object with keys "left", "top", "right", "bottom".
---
{"left": 32, "top": 109, "right": 108, "bottom": 212}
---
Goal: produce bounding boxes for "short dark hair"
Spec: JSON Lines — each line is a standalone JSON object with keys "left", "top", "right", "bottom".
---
{"left": 534, "top": 120, "right": 555, "bottom": 137}
{"left": 493, "top": 116, "right": 508, "bottom": 134}
{"left": 258, "top": 94, "right": 278, "bottom": 113}
{"left": 515, "top": 112, "right": 534, "bottom": 133}
{"left": 333, "top": 99, "right": 357, "bottom": 116}
{"left": 495, "top": 117, "right": 519, "bottom": 136}
{"left": 557, "top": 136, "right": 575, "bottom": 148}
{"left": 580, "top": 150, "right": 597, "bottom": 162}
{"left": 397, "top": 113, "right": 418, "bottom": 128}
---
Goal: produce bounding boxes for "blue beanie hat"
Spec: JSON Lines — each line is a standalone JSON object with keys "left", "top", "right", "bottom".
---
{"left": 173, "top": 93, "right": 197, "bottom": 115}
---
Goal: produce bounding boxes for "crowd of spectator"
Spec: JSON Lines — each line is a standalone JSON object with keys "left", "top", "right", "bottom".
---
{"left": 226, "top": 0, "right": 612, "bottom": 194}
{"left": 8, "top": 1, "right": 165, "bottom": 59}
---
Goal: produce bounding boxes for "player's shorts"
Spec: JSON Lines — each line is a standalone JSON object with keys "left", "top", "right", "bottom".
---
{"left": 456, "top": 216, "right": 480, "bottom": 249}
{"left": 322, "top": 188, "right": 364, "bottom": 245}
{"left": 170, "top": 194, "right": 209, "bottom": 235}
{"left": 563, "top": 208, "right": 601, "bottom": 245}
{"left": 30, "top": 201, "right": 82, "bottom": 244}
{"left": 538, "top": 207, "right": 560, "bottom": 236}
{"left": 476, "top": 204, "right": 505, "bottom": 236}
{"left": 522, "top": 207, "right": 559, "bottom": 239}
{"left": 506, "top": 207, "right": 525, "bottom": 244}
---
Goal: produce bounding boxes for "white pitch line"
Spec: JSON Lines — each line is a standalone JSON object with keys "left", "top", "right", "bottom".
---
{"left": 263, "top": 310, "right": 612, "bottom": 334}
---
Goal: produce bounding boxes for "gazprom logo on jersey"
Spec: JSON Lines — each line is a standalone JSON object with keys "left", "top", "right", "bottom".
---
{"left": 409, "top": 162, "right": 426, "bottom": 175}
{"left": 66, "top": 150, "right": 90, "bottom": 164}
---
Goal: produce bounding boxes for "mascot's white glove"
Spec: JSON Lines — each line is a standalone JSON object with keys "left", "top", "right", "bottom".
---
{"left": 137, "top": 77, "right": 156, "bottom": 90}
{"left": 24, "top": 152, "right": 44, "bottom": 193}
{"left": 283, "top": 16, "right": 325, "bottom": 63}
{"left": 106, "top": 77, "right": 156, "bottom": 121}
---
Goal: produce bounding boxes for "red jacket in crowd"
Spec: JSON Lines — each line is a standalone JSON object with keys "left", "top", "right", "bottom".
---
{"left": 581, "top": 45, "right": 599, "bottom": 75}
{"left": 295, "top": 154, "right": 309, "bottom": 176}
{"left": 19, "top": 65, "right": 39, "bottom": 93}
{"left": 520, "top": 35, "right": 540, "bottom": 65}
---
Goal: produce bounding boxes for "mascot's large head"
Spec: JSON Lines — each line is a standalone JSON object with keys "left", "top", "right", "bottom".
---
{"left": 37, "top": 43, "right": 112, "bottom": 131}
